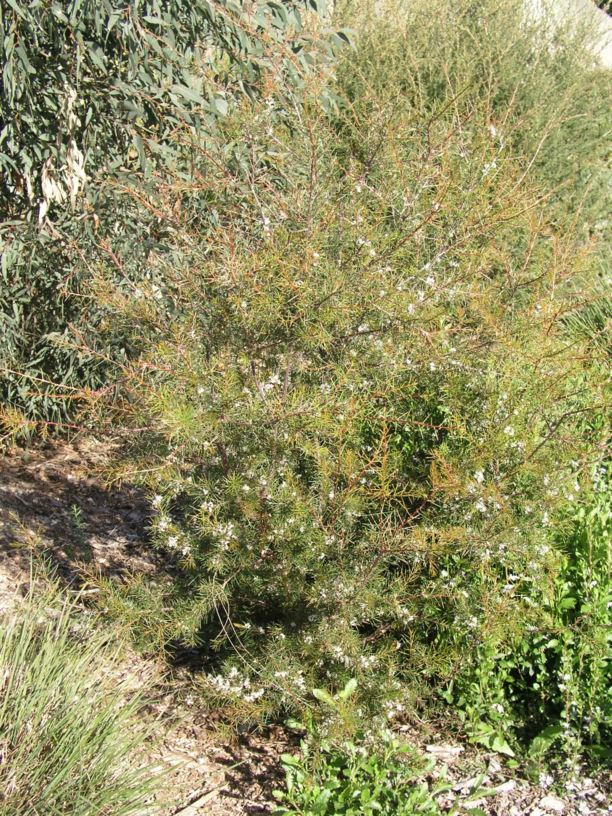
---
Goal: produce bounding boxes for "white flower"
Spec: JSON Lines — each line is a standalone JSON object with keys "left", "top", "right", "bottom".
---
{"left": 263, "top": 373, "right": 281, "bottom": 391}
{"left": 474, "top": 470, "right": 485, "bottom": 483}
{"left": 482, "top": 160, "right": 497, "bottom": 177}
{"left": 475, "top": 498, "right": 487, "bottom": 514}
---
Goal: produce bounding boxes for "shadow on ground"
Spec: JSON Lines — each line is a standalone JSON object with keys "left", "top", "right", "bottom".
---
{"left": 0, "top": 438, "right": 162, "bottom": 593}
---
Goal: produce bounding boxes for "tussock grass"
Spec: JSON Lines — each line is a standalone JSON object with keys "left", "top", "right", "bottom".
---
{"left": 0, "top": 585, "right": 161, "bottom": 816}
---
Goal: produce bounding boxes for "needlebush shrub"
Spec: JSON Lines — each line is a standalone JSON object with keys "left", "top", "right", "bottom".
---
{"left": 94, "top": 0, "right": 609, "bottom": 760}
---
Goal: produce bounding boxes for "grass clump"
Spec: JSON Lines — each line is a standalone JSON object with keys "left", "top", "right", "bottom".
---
{"left": 0, "top": 585, "right": 160, "bottom": 816}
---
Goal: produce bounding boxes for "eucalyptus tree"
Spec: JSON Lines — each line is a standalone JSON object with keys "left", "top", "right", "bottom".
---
{"left": 0, "top": 0, "right": 340, "bottom": 422}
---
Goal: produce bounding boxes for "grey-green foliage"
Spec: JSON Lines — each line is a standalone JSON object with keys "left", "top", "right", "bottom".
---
{"left": 0, "top": 586, "right": 161, "bottom": 816}
{"left": 0, "top": 0, "right": 342, "bottom": 422}
{"left": 1, "top": 0, "right": 334, "bottom": 218}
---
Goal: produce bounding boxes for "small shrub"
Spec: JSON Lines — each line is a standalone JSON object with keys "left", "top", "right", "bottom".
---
{"left": 92, "top": 0, "right": 608, "bottom": 765}
{"left": 0, "top": 586, "right": 161, "bottom": 816}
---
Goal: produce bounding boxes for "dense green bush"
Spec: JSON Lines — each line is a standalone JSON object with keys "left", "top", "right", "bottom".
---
{"left": 328, "top": 0, "right": 611, "bottom": 765}
{"left": 88, "top": 0, "right": 609, "bottom": 768}
{"left": 0, "top": 586, "right": 160, "bottom": 816}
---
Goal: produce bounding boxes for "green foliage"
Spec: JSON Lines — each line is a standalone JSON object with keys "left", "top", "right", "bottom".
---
{"left": 274, "top": 685, "right": 440, "bottom": 816}
{"left": 1, "top": 0, "right": 335, "bottom": 219}
{"left": 274, "top": 737, "right": 439, "bottom": 816}
{"left": 440, "top": 284, "right": 610, "bottom": 767}
{"left": 447, "top": 465, "right": 611, "bottom": 774}
{"left": 0, "top": 585, "right": 161, "bottom": 816}
{"left": 336, "top": 0, "right": 611, "bottom": 234}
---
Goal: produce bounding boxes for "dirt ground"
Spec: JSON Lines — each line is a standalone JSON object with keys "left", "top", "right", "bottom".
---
{"left": 0, "top": 438, "right": 609, "bottom": 815}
